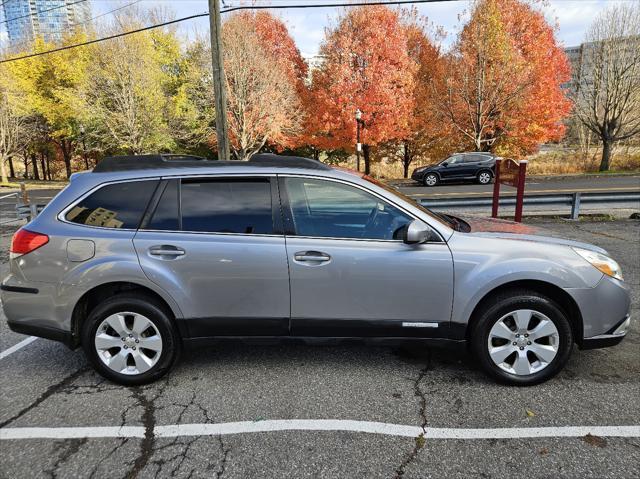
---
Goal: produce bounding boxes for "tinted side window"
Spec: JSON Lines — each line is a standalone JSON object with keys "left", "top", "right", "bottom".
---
{"left": 66, "top": 180, "right": 158, "bottom": 229}
{"left": 148, "top": 180, "right": 179, "bottom": 231}
{"left": 181, "top": 179, "right": 273, "bottom": 234}
{"left": 284, "top": 178, "right": 411, "bottom": 240}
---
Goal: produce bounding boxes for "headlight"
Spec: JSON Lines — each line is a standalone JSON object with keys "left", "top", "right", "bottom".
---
{"left": 572, "top": 247, "right": 623, "bottom": 281}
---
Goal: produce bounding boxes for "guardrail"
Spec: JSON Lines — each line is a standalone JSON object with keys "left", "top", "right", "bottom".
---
{"left": 417, "top": 191, "right": 640, "bottom": 219}
{"left": 0, "top": 191, "right": 46, "bottom": 224}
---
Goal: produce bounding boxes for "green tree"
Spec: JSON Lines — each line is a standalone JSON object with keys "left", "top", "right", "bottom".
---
{"left": 5, "top": 34, "right": 91, "bottom": 178}
{"left": 87, "top": 11, "right": 180, "bottom": 155}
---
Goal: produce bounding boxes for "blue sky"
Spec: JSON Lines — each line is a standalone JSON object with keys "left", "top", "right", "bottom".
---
{"left": 1, "top": 0, "right": 631, "bottom": 54}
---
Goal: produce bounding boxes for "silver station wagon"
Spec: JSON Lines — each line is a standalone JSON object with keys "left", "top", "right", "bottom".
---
{"left": 1, "top": 154, "right": 631, "bottom": 385}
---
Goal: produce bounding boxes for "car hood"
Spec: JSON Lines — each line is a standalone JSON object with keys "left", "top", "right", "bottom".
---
{"left": 456, "top": 216, "right": 609, "bottom": 255}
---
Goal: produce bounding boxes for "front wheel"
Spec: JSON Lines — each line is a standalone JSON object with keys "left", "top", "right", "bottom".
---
{"left": 470, "top": 290, "right": 573, "bottom": 386}
{"left": 81, "top": 294, "right": 181, "bottom": 385}
{"left": 423, "top": 173, "right": 439, "bottom": 187}
{"left": 477, "top": 170, "right": 493, "bottom": 184}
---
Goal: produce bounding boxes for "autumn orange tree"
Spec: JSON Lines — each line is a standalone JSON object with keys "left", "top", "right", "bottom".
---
{"left": 433, "top": 0, "right": 571, "bottom": 157}
{"left": 392, "top": 14, "right": 456, "bottom": 177}
{"left": 307, "top": 6, "right": 417, "bottom": 174}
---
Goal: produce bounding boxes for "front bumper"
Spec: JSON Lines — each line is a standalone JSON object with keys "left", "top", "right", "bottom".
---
{"left": 411, "top": 170, "right": 425, "bottom": 181}
{"left": 565, "top": 274, "right": 631, "bottom": 349}
{"left": 580, "top": 315, "right": 631, "bottom": 349}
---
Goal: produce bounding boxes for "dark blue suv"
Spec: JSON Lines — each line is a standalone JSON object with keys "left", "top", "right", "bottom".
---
{"left": 411, "top": 152, "right": 497, "bottom": 186}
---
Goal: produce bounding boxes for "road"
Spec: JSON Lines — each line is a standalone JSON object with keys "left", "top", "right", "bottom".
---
{"left": 1, "top": 219, "right": 639, "bottom": 478}
{"left": 396, "top": 174, "right": 640, "bottom": 198}
{"left": 1, "top": 174, "right": 639, "bottom": 217}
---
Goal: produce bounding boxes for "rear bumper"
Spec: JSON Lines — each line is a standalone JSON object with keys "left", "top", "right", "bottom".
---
{"left": 7, "top": 320, "right": 74, "bottom": 348}
{"left": 2, "top": 275, "right": 76, "bottom": 348}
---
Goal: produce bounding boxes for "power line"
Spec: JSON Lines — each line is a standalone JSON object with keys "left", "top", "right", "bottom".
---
{"left": 7, "top": 0, "right": 144, "bottom": 52}
{"left": 0, "top": 0, "right": 460, "bottom": 64}
{"left": 1, "top": 0, "right": 87, "bottom": 25}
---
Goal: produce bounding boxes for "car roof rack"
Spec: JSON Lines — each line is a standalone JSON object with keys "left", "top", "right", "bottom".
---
{"left": 92, "top": 153, "right": 331, "bottom": 173}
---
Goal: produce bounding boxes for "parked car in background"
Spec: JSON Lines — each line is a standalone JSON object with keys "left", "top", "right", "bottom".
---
{"left": 1, "top": 154, "right": 630, "bottom": 386}
{"left": 412, "top": 152, "right": 497, "bottom": 186}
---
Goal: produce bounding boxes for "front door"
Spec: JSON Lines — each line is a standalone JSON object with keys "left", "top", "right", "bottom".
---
{"left": 134, "top": 177, "right": 290, "bottom": 337}
{"left": 280, "top": 177, "right": 454, "bottom": 338}
{"left": 441, "top": 155, "right": 467, "bottom": 179}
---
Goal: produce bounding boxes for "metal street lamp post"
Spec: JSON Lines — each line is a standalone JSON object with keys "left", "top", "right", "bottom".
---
{"left": 355, "top": 109, "right": 363, "bottom": 172}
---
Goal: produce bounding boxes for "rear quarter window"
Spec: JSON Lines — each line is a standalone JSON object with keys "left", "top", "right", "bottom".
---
{"left": 65, "top": 180, "right": 158, "bottom": 229}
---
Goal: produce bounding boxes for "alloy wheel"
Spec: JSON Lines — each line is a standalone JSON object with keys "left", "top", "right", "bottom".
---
{"left": 94, "top": 312, "right": 163, "bottom": 375}
{"left": 479, "top": 172, "right": 492, "bottom": 184}
{"left": 487, "top": 309, "right": 559, "bottom": 376}
{"left": 425, "top": 174, "right": 438, "bottom": 186}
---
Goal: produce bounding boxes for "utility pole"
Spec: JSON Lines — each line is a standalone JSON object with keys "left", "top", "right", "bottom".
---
{"left": 208, "top": 0, "right": 231, "bottom": 160}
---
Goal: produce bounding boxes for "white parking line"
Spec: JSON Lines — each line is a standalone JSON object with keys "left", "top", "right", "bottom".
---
{"left": 0, "top": 336, "right": 38, "bottom": 360}
{"left": 1, "top": 421, "right": 639, "bottom": 441}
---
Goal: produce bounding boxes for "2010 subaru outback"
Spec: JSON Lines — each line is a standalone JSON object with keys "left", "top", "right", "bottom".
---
{"left": 1, "top": 154, "right": 631, "bottom": 386}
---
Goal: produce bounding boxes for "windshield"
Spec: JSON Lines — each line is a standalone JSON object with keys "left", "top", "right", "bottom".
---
{"left": 362, "top": 175, "right": 458, "bottom": 230}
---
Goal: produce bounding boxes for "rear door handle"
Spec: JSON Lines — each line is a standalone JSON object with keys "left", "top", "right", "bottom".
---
{"left": 149, "top": 245, "right": 186, "bottom": 258}
{"left": 294, "top": 251, "right": 331, "bottom": 263}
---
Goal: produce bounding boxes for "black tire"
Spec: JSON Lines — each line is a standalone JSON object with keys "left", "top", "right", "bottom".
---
{"left": 81, "top": 293, "right": 181, "bottom": 386}
{"left": 469, "top": 289, "right": 573, "bottom": 386}
{"left": 423, "top": 173, "right": 439, "bottom": 187}
{"left": 477, "top": 170, "right": 493, "bottom": 185}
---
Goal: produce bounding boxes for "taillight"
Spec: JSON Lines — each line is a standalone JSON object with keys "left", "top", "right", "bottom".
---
{"left": 10, "top": 229, "right": 49, "bottom": 256}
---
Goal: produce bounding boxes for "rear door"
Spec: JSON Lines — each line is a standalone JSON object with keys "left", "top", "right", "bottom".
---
{"left": 280, "top": 176, "right": 454, "bottom": 338}
{"left": 133, "top": 176, "right": 290, "bottom": 337}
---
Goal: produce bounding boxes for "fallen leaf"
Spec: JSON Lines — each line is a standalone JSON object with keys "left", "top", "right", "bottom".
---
{"left": 525, "top": 409, "right": 536, "bottom": 417}
{"left": 583, "top": 433, "right": 607, "bottom": 448}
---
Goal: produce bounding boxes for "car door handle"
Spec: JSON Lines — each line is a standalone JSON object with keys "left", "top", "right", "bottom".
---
{"left": 149, "top": 246, "right": 185, "bottom": 257}
{"left": 294, "top": 251, "right": 331, "bottom": 262}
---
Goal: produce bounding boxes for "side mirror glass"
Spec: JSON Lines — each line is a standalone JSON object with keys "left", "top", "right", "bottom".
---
{"left": 442, "top": 161, "right": 449, "bottom": 167}
{"left": 402, "top": 219, "right": 434, "bottom": 244}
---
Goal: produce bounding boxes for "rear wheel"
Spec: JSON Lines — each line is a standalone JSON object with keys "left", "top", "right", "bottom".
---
{"left": 423, "top": 173, "right": 439, "bottom": 187}
{"left": 477, "top": 170, "right": 492, "bottom": 184}
{"left": 470, "top": 290, "right": 573, "bottom": 386}
{"left": 81, "top": 294, "right": 181, "bottom": 385}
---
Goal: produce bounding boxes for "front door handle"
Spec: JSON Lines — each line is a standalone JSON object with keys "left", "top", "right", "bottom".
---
{"left": 149, "top": 245, "right": 186, "bottom": 258}
{"left": 294, "top": 251, "right": 331, "bottom": 263}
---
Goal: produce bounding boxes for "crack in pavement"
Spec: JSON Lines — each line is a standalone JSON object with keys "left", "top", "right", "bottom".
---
{"left": 125, "top": 387, "right": 159, "bottom": 479}
{"left": 44, "top": 437, "right": 88, "bottom": 479}
{"left": 120, "top": 382, "right": 231, "bottom": 479}
{"left": 0, "top": 366, "right": 90, "bottom": 429}
{"left": 150, "top": 391, "right": 232, "bottom": 478}
{"left": 394, "top": 349, "right": 432, "bottom": 479}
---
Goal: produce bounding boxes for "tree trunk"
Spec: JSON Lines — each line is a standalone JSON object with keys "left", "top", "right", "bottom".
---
{"left": 8, "top": 156, "right": 15, "bottom": 178}
{"left": 46, "top": 152, "right": 52, "bottom": 180}
{"left": 40, "top": 153, "right": 46, "bottom": 180}
{"left": 0, "top": 156, "right": 8, "bottom": 184}
{"left": 31, "top": 152, "right": 40, "bottom": 180}
{"left": 313, "top": 148, "right": 319, "bottom": 161}
{"left": 599, "top": 139, "right": 612, "bottom": 172}
{"left": 363, "top": 144, "right": 371, "bottom": 175}
{"left": 403, "top": 141, "right": 410, "bottom": 179}
{"left": 23, "top": 154, "right": 29, "bottom": 179}
{"left": 59, "top": 139, "right": 73, "bottom": 178}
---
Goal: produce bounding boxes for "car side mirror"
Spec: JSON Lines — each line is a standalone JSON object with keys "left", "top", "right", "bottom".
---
{"left": 442, "top": 162, "right": 448, "bottom": 167}
{"left": 402, "top": 219, "right": 434, "bottom": 244}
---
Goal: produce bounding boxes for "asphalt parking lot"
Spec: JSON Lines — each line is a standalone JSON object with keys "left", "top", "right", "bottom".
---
{"left": 1, "top": 218, "right": 639, "bottom": 478}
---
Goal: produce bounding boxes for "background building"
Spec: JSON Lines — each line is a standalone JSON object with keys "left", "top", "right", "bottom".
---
{"left": 2, "top": 0, "right": 91, "bottom": 49}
